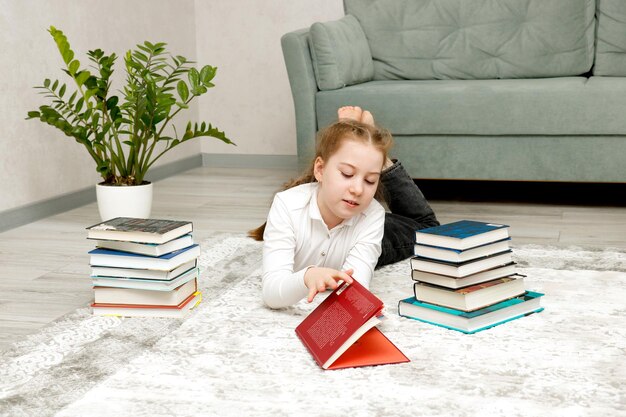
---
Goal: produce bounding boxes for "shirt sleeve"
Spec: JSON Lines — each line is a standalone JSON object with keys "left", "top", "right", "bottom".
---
{"left": 261, "top": 194, "right": 310, "bottom": 309}
{"left": 341, "top": 203, "right": 385, "bottom": 289}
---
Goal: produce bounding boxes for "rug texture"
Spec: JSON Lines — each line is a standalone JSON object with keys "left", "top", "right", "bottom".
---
{"left": 0, "top": 234, "right": 625, "bottom": 417}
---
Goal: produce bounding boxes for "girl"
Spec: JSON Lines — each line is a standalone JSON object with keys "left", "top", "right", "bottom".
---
{"left": 249, "top": 107, "right": 439, "bottom": 308}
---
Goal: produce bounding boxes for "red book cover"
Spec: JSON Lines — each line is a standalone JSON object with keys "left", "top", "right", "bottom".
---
{"left": 295, "top": 279, "right": 409, "bottom": 370}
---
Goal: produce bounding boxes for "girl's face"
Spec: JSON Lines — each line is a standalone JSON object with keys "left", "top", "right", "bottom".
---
{"left": 313, "top": 139, "right": 384, "bottom": 229}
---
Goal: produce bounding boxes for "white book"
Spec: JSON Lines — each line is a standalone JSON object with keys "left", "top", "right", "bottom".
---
{"left": 92, "top": 267, "right": 198, "bottom": 291}
{"left": 90, "top": 259, "right": 197, "bottom": 280}
{"left": 92, "top": 292, "right": 202, "bottom": 318}
{"left": 410, "top": 251, "right": 513, "bottom": 278}
{"left": 413, "top": 277, "right": 526, "bottom": 312}
{"left": 95, "top": 234, "right": 194, "bottom": 257}
{"left": 411, "top": 263, "right": 517, "bottom": 289}
{"left": 94, "top": 278, "right": 197, "bottom": 306}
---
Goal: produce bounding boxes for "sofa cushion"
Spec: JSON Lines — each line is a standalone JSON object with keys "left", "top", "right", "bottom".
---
{"left": 308, "top": 15, "right": 374, "bottom": 90}
{"left": 315, "top": 77, "right": 626, "bottom": 135}
{"left": 344, "top": 0, "right": 596, "bottom": 80}
{"left": 595, "top": 0, "right": 626, "bottom": 76}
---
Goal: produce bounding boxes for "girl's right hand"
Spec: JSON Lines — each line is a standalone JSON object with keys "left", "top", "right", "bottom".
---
{"left": 303, "top": 267, "right": 354, "bottom": 303}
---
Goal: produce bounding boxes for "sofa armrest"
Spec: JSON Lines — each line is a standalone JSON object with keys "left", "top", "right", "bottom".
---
{"left": 281, "top": 28, "right": 319, "bottom": 163}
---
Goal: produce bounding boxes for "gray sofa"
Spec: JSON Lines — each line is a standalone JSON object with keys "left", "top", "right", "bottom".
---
{"left": 281, "top": 0, "right": 626, "bottom": 183}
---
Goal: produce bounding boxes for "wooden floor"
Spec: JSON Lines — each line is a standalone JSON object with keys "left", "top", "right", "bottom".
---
{"left": 1, "top": 166, "right": 625, "bottom": 351}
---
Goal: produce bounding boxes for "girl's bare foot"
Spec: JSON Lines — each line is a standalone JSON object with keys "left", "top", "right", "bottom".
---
{"left": 361, "top": 110, "right": 375, "bottom": 126}
{"left": 338, "top": 106, "right": 363, "bottom": 121}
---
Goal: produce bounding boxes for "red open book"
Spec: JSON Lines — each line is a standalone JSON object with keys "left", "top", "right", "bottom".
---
{"left": 295, "top": 279, "right": 409, "bottom": 370}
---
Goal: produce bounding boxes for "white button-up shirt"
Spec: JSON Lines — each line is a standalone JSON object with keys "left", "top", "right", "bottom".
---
{"left": 262, "top": 182, "right": 385, "bottom": 308}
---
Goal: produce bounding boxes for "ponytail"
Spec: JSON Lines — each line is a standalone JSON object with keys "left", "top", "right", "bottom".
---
{"left": 247, "top": 166, "right": 316, "bottom": 241}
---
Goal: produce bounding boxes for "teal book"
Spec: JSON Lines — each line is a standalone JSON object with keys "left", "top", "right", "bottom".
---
{"left": 398, "top": 291, "right": 544, "bottom": 334}
{"left": 415, "top": 220, "right": 510, "bottom": 250}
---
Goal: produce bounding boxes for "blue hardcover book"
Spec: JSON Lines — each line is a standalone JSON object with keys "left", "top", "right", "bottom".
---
{"left": 414, "top": 238, "right": 511, "bottom": 263}
{"left": 398, "top": 291, "right": 544, "bottom": 334}
{"left": 89, "top": 244, "right": 200, "bottom": 271}
{"left": 415, "top": 220, "right": 510, "bottom": 250}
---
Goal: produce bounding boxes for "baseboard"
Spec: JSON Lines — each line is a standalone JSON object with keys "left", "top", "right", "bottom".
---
{"left": 0, "top": 154, "right": 203, "bottom": 233}
{"left": 202, "top": 153, "right": 299, "bottom": 169}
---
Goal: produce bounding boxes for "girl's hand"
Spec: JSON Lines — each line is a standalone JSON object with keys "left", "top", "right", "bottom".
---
{"left": 303, "top": 267, "right": 354, "bottom": 303}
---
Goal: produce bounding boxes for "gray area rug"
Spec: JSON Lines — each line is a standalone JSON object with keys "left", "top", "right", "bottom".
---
{"left": 1, "top": 234, "right": 625, "bottom": 417}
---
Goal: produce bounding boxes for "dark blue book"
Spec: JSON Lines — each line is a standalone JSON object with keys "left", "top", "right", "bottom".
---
{"left": 89, "top": 244, "right": 200, "bottom": 271}
{"left": 398, "top": 291, "right": 544, "bottom": 334}
{"left": 415, "top": 220, "right": 510, "bottom": 250}
{"left": 414, "top": 238, "right": 511, "bottom": 263}
{"left": 410, "top": 250, "right": 514, "bottom": 278}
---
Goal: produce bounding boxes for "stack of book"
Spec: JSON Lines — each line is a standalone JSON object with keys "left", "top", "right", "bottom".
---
{"left": 86, "top": 217, "right": 202, "bottom": 318}
{"left": 398, "top": 220, "right": 544, "bottom": 334}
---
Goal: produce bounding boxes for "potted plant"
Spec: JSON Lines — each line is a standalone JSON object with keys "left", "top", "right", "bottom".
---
{"left": 27, "top": 26, "right": 234, "bottom": 220}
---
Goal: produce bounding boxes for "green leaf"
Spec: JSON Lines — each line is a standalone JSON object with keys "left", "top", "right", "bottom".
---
{"left": 200, "top": 65, "right": 217, "bottom": 84}
{"left": 84, "top": 89, "right": 95, "bottom": 103}
{"left": 177, "top": 80, "right": 189, "bottom": 101}
{"left": 52, "top": 80, "right": 59, "bottom": 91}
{"left": 62, "top": 49, "right": 75, "bottom": 65}
{"left": 59, "top": 84, "right": 66, "bottom": 97}
{"left": 69, "top": 60, "right": 80, "bottom": 75}
{"left": 44, "top": 79, "right": 51, "bottom": 88}
{"left": 188, "top": 68, "right": 200, "bottom": 90}
{"left": 26, "top": 111, "right": 41, "bottom": 119}
{"left": 75, "top": 97, "right": 84, "bottom": 112}
{"left": 84, "top": 76, "right": 98, "bottom": 90}
{"left": 175, "top": 102, "right": 189, "bottom": 109}
{"left": 106, "top": 96, "right": 119, "bottom": 109}
{"left": 133, "top": 51, "right": 149, "bottom": 62}
{"left": 75, "top": 71, "right": 90, "bottom": 86}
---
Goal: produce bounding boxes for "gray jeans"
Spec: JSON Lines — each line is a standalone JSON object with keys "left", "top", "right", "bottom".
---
{"left": 376, "top": 161, "right": 439, "bottom": 268}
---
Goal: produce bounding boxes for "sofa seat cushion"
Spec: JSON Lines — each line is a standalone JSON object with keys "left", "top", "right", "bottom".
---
{"left": 345, "top": 0, "right": 595, "bottom": 80}
{"left": 316, "top": 77, "right": 626, "bottom": 136}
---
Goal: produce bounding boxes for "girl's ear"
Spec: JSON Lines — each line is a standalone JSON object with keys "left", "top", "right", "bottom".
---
{"left": 313, "top": 156, "right": 324, "bottom": 183}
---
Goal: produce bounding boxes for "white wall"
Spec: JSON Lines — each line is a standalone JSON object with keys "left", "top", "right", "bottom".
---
{"left": 194, "top": 0, "right": 344, "bottom": 155}
{"left": 0, "top": 0, "right": 344, "bottom": 213}
{"left": 0, "top": 0, "right": 199, "bottom": 212}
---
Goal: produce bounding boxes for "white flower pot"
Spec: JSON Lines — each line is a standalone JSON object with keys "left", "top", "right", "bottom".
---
{"left": 96, "top": 182, "right": 153, "bottom": 221}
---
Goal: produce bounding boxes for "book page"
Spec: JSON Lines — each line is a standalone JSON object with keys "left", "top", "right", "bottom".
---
{"left": 323, "top": 315, "right": 380, "bottom": 369}
{"left": 344, "top": 285, "right": 375, "bottom": 318}
{"left": 306, "top": 302, "right": 351, "bottom": 350}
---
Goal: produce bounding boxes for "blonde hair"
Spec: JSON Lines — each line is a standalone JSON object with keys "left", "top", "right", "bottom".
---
{"left": 248, "top": 119, "right": 393, "bottom": 241}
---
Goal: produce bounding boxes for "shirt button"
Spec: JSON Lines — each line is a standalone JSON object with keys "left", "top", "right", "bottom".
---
{"left": 321, "top": 251, "right": 326, "bottom": 256}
